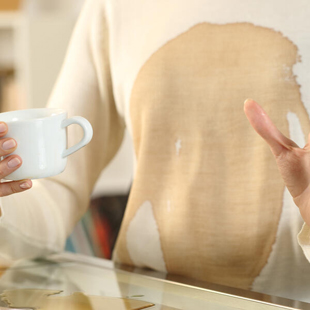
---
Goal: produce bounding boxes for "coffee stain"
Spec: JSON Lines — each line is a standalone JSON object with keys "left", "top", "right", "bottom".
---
{"left": 114, "top": 22, "right": 310, "bottom": 289}
{"left": 0, "top": 289, "right": 154, "bottom": 310}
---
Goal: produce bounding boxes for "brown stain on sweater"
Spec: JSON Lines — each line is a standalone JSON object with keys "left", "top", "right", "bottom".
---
{"left": 115, "top": 22, "right": 310, "bottom": 289}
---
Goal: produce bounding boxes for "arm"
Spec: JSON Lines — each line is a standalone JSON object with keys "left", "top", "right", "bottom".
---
{"left": 0, "top": 0, "right": 125, "bottom": 265}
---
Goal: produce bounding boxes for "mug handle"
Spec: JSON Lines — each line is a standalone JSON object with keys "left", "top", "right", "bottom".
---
{"left": 61, "top": 116, "right": 93, "bottom": 158}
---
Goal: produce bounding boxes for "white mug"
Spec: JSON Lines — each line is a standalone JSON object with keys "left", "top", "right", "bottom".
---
{"left": 0, "top": 108, "right": 93, "bottom": 180}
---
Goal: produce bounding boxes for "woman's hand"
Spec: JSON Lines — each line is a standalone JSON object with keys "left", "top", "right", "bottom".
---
{"left": 0, "top": 122, "right": 32, "bottom": 197}
{"left": 244, "top": 99, "right": 310, "bottom": 226}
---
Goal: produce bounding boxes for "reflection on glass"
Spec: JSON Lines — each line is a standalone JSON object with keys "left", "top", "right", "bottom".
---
{"left": 0, "top": 256, "right": 309, "bottom": 310}
{"left": 1, "top": 289, "right": 154, "bottom": 310}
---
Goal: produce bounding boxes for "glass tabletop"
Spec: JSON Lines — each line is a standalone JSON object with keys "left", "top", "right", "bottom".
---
{"left": 0, "top": 252, "right": 309, "bottom": 310}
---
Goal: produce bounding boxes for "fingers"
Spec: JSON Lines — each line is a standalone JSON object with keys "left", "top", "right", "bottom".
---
{"left": 0, "top": 155, "right": 32, "bottom": 197}
{"left": 0, "top": 154, "right": 23, "bottom": 179}
{"left": 0, "top": 121, "right": 22, "bottom": 182}
{"left": 0, "top": 122, "right": 8, "bottom": 137}
{"left": 0, "top": 179, "right": 32, "bottom": 197}
{"left": 0, "top": 122, "right": 17, "bottom": 157}
{"left": 244, "top": 99, "right": 298, "bottom": 157}
{"left": 0, "top": 122, "right": 32, "bottom": 196}
{"left": 0, "top": 138, "right": 17, "bottom": 156}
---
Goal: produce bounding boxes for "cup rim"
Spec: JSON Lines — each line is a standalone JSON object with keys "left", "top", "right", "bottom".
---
{"left": 0, "top": 108, "right": 66, "bottom": 123}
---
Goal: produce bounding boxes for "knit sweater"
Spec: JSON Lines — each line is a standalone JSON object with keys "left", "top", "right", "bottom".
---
{"left": 1, "top": 0, "right": 310, "bottom": 301}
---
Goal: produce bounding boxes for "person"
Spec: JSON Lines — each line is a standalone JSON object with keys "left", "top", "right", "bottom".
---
{"left": 1, "top": 0, "right": 310, "bottom": 302}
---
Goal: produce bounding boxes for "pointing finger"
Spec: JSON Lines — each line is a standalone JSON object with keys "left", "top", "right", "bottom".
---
{"left": 244, "top": 99, "right": 298, "bottom": 156}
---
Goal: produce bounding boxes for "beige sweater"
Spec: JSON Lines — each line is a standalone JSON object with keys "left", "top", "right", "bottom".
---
{"left": 1, "top": 0, "right": 310, "bottom": 301}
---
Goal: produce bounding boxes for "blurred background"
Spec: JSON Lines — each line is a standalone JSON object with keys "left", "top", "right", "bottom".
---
{"left": 0, "top": 0, "right": 133, "bottom": 259}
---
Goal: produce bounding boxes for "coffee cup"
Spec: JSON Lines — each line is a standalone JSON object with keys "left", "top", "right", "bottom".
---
{"left": 0, "top": 108, "right": 93, "bottom": 180}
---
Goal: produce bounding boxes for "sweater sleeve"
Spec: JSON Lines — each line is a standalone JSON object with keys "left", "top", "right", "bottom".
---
{"left": 0, "top": 0, "right": 125, "bottom": 265}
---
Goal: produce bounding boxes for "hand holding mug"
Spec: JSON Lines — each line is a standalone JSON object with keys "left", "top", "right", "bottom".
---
{"left": 0, "top": 122, "right": 30, "bottom": 196}
{"left": 0, "top": 108, "right": 93, "bottom": 197}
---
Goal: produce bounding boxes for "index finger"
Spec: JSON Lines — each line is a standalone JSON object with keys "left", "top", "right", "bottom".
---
{"left": 244, "top": 99, "right": 298, "bottom": 156}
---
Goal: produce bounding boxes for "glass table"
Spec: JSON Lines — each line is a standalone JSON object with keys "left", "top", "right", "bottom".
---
{"left": 0, "top": 252, "right": 309, "bottom": 310}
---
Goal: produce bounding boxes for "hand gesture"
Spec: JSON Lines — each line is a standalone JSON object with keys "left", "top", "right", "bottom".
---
{"left": 244, "top": 99, "right": 310, "bottom": 226}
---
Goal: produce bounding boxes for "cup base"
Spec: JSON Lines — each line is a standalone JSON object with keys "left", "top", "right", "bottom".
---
{"left": 4, "top": 167, "right": 66, "bottom": 181}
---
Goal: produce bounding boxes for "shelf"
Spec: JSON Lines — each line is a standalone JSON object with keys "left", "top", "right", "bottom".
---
{"left": 0, "top": 11, "right": 22, "bottom": 29}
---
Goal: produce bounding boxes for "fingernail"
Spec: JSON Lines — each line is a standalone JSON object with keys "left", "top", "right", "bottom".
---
{"left": 20, "top": 182, "right": 31, "bottom": 189}
{"left": 244, "top": 98, "right": 253, "bottom": 105}
{"left": 2, "top": 139, "right": 16, "bottom": 150}
{"left": 0, "top": 123, "right": 6, "bottom": 133}
{"left": 8, "top": 157, "right": 21, "bottom": 168}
